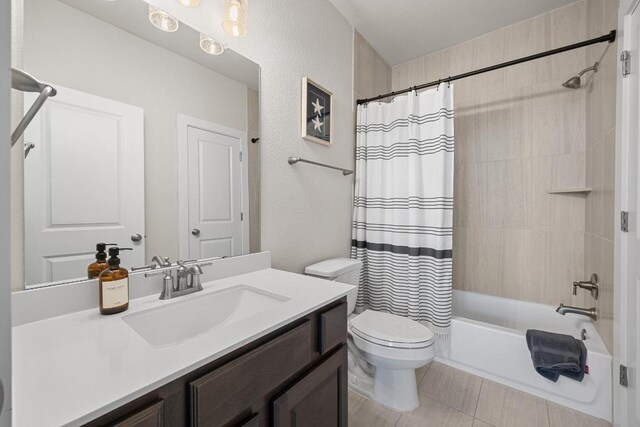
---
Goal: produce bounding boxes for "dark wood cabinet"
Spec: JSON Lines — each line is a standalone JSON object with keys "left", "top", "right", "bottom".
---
{"left": 84, "top": 298, "right": 348, "bottom": 427}
{"left": 190, "top": 321, "right": 312, "bottom": 426}
{"left": 272, "top": 345, "right": 348, "bottom": 427}
{"left": 110, "top": 400, "right": 164, "bottom": 427}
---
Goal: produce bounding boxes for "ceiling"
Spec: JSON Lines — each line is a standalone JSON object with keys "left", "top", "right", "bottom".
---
{"left": 60, "top": 0, "right": 260, "bottom": 89}
{"left": 329, "top": 0, "right": 578, "bottom": 66}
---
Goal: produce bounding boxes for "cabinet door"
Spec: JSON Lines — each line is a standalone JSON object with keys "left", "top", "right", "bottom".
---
{"left": 190, "top": 321, "right": 312, "bottom": 426}
{"left": 272, "top": 345, "right": 347, "bottom": 427}
{"left": 111, "top": 400, "right": 164, "bottom": 427}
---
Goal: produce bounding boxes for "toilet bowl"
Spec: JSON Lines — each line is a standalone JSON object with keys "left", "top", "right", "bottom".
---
{"left": 305, "top": 258, "right": 435, "bottom": 412}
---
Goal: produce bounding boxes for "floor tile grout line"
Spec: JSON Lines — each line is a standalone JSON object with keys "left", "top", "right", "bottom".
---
{"left": 473, "top": 378, "right": 484, "bottom": 419}
{"left": 420, "top": 393, "right": 477, "bottom": 420}
{"left": 419, "top": 362, "right": 485, "bottom": 418}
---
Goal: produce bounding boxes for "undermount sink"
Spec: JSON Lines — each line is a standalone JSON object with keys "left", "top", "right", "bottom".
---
{"left": 123, "top": 285, "right": 290, "bottom": 346}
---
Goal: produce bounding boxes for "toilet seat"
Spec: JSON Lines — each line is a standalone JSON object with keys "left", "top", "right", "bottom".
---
{"left": 350, "top": 310, "right": 435, "bottom": 349}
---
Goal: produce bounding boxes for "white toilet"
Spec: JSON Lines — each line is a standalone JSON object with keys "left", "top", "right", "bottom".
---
{"left": 305, "top": 257, "right": 435, "bottom": 412}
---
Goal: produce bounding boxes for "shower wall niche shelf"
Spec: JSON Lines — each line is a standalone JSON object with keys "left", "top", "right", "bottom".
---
{"left": 547, "top": 187, "right": 592, "bottom": 194}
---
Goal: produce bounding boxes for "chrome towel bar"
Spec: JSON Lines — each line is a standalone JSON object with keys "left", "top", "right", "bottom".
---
{"left": 288, "top": 156, "right": 353, "bottom": 176}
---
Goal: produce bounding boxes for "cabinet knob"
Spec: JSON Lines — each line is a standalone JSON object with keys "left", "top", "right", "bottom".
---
{"left": 131, "top": 233, "right": 143, "bottom": 242}
{"left": 192, "top": 228, "right": 201, "bottom": 236}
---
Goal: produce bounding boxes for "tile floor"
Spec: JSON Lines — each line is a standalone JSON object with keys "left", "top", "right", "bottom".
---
{"left": 348, "top": 362, "right": 611, "bottom": 427}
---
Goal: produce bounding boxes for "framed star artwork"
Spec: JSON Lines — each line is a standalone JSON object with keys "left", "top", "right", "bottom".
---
{"left": 301, "top": 76, "right": 333, "bottom": 146}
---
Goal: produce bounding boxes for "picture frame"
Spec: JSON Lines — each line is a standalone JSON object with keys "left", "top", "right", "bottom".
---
{"left": 301, "top": 76, "right": 333, "bottom": 146}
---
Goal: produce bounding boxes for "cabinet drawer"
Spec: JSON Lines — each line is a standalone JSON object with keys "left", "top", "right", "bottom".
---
{"left": 111, "top": 400, "right": 164, "bottom": 427}
{"left": 318, "top": 302, "right": 347, "bottom": 355}
{"left": 190, "top": 321, "right": 312, "bottom": 426}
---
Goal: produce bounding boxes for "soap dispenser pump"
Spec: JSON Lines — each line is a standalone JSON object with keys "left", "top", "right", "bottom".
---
{"left": 88, "top": 243, "right": 117, "bottom": 279}
{"left": 98, "top": 247, "right": 132, "bottom": 315}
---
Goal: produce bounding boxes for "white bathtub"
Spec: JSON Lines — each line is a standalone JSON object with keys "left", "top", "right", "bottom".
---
{"left": 436, "top": 289, "right": 612, "bottom": 422}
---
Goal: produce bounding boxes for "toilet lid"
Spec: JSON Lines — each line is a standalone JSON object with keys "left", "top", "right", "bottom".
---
{"left": 350, "top": 310, "right": 435, "bottom": 349}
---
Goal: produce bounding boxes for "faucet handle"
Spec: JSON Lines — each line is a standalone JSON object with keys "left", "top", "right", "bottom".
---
{"left": 572, "top": 274, "right": 599, "bottom": 300}
{"left": 188, "top": 262, "right": 211, "bottom": 291}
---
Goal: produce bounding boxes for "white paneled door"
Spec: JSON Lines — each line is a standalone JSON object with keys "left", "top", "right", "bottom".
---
{"left": 178, "top": 116, "right": 247, "bottom": 260}
{"left": 23, "top": 85, "right": 145, "bottom": 286}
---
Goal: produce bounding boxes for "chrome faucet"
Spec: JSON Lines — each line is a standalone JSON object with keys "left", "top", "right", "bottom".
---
{"left": 145, "top": 260, "right": 212, "bottom": 300}
{"left": 556, "top": 303, "right": 598, "bottom": 321}
{"left": 573, "top": 273, "right": 599, "bottom": 300}
{"left": 152, "top": 255, "right": 172, "bottom": 268}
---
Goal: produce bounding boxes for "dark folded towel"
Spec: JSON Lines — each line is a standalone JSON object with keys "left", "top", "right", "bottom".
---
{"left": 525, "top": 329, "right": 587, "bottom": 382}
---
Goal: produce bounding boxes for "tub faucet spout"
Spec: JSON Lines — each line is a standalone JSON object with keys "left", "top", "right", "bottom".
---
{"left": 556, "top": 303, "right": 598, "bottom": 321}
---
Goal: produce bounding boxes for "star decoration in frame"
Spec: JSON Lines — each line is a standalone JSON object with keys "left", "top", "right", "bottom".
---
{"left": 301, "top": 77, "right": 333, "bottom": 146}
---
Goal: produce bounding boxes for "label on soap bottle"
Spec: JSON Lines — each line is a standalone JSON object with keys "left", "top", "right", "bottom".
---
{"left": 102, "top": 278, "right": 128, "bottom": 309}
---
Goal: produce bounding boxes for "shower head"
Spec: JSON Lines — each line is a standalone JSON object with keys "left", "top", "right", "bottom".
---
{"left": 562, "top": 76, "right": 582, "bottom": 89}
{"left": 562, "top": 62, "right": 599, "bottom": 89}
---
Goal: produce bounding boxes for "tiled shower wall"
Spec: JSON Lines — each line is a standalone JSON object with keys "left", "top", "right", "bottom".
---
{"left": 247, "top": 88, "right": 261, "bottom": 254}
{"left": 354, "top": 30, "right": 392, "bottom": 105}
{"left": 392, "top": 1, "right": 591, "bottom": 307}
{"left": 582, "top": 0, "right": 618, "bottom": 351}
{"left": 354, "top": 0, "right": 617, "bottom": 351}
{"left": 388, "top": 1, "right": 617, "bottom": 351}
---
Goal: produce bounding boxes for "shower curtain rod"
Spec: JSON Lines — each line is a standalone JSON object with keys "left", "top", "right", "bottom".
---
{"left": 356, "top": 30, "right": 616, "bottom": 105}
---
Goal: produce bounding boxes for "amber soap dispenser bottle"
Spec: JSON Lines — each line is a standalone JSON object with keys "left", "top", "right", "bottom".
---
{"left": 87, "top": 243, "right": 117, "bottom": 279}
{"left": 99, "top": 247, "right": 132, "bottom": 315}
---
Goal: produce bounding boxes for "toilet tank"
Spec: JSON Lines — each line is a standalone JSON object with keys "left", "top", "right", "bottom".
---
{"left": 304, "top": 258, "right": 362, "bottom": 315}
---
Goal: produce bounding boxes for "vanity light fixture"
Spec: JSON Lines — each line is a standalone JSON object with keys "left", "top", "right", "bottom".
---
{"left": 199, "top": 33, "right": 225, "bottom": 55}
{"left": 176, "top": 0, "right": 200, "bottom": 7}
{"left": 223, "top": 0, "right": 248, "bottom": 37}
{"left": 149, "top": 5, "right": 179, "bottom": 32}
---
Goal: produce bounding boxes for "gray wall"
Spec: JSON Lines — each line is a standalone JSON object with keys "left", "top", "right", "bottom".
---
{"left": 16, "top": 0, "right": 251, "bottom": 289}
{"left": 1, "top": 1, "right": 13, "bottom": 424}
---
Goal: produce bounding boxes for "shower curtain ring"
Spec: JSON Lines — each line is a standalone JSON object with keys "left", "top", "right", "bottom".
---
{"left": 447, "top": 77, "right": 451, "bottom": 88}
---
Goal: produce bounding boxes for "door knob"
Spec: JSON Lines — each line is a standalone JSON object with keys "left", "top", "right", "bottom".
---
{"left": 131, "top": 233, "right": 143, "bottom": 242}
{"left": 192, "top": 228, "right": 201, "bottom": 236}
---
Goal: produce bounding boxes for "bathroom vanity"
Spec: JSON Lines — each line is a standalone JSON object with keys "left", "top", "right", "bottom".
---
{"left": 12, "top": 265, "right": 353, "bottom": 426}
{"left": 10, "top": 2, "right": 353, "bottom": 425}
{"left": 86, "top": 299, "right": 347, "bottom": 427}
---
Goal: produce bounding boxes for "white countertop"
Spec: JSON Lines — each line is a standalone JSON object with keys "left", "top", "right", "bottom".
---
{"left": 12, "top": 268, "right": 353, "bottom": 427}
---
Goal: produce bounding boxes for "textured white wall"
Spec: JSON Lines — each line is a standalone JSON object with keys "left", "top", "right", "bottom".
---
{"left": 148, "top": 0, "right": 356, "bottom": 273}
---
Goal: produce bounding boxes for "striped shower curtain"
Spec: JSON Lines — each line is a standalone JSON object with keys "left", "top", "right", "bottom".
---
{"left": 351, "top": 83, "right": 454, "bottom": 342}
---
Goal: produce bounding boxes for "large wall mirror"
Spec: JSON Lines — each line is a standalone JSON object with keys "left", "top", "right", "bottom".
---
{"left": 18, "top": 0, "right": 261, "bottom": 288}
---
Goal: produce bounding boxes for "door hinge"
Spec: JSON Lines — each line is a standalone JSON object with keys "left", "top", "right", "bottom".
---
{"left": 240, "top": 212, "right": 244, "bottom": 221}
{"left": 239, "top": 151, "right": 243, "bottom": 161}
{"left": 621, "top": 211, "right": 629, "bottom": 232}
{"left": 621, "top": 50, "right": 631, "bottom": 77}
{"left": 620, "top": 364, "right": 629, "bottom": 387}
